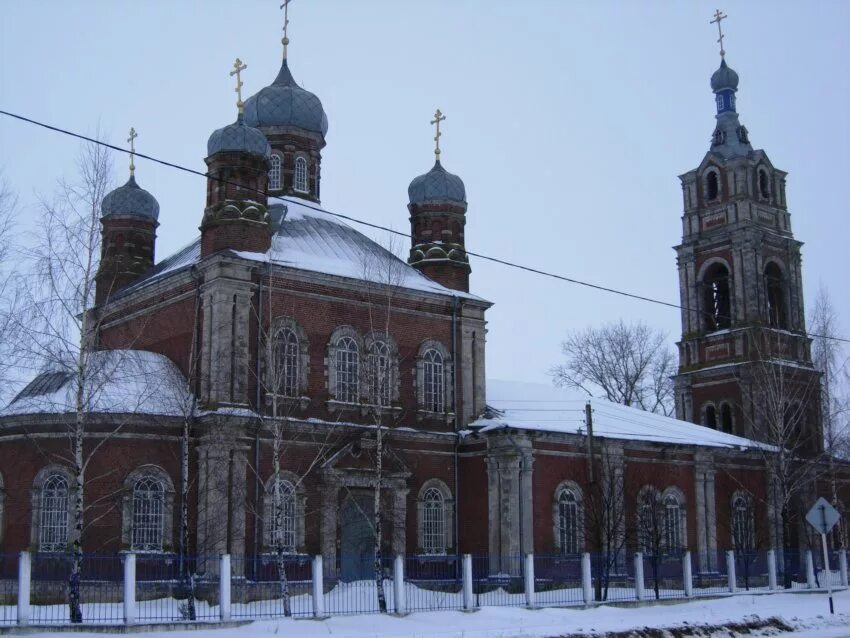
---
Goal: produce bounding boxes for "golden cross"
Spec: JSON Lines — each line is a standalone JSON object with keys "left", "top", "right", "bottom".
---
{"left": 280, "top": 0, "right": 294, "bottom": 59}
{"left": 710, "top": 9, "right": 728, "bottom": 58}
{"left": 127, "top": 127, "right": 138, "bottom": 176}
{"left": 230, "top": 58, "right": 248, "bottom": 112}
{"left": 430, "top": 109, "right": 446, "bottom": 160}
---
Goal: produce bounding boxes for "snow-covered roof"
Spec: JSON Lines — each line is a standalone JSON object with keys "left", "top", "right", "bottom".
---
{"left": 128, "top": 198, "right": 483, "bottom": 301}
{"left": 471, "top": 379, "right": 767, "bottom": 450}
{"left": 1, "top": 350, "right": 190, "bottom": 418}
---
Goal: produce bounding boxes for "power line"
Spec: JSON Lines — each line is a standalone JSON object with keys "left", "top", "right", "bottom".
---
{"left": 3, "top": 109, "right": 849, "bottom": 346}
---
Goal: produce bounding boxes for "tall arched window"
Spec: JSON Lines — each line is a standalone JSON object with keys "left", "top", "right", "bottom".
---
{"left": 422, "top": 488, "right": 446, "bottom": 554}
{"left": 703, "top": 263, "right": 731, "bottom": 330}
{"left": 266, "top": 478, "right": 296, "bottom": 553}
{"left": 557, "top": 488, "right": 581, "bottom": 555}
{"left": 40, "top": 475, "right": 69, "bottom": 552}
{"left": 764, "top": 263, "right": 787, "bottom": 329}
{"left": 720, "top": 403, "right": 734, "bottom": 434}
{"left": 758, "top": 169, "right": 770, "bottom": 199}
{"left": 732, "top": 492, "right": 755, "bottom": 552}
{"left": 637, "top": 487, "right": 660, "bottom": 555}
{"left": 335, "top": 336, "right": 359, "bottom": 404}
{"left": 706, "top": 171, "right": 720, "bottom": 200}
{"left": 268, "top": 154, "right": 282, "bottom": 191}
{"left": 423, "top": 349, "right": 445, "bottom": 413}
{"left": 294, "top": 157, "right": 308, "bottom": 193}
{"left": 132, "top": 477, "right": 164, "bottom": 552}
{"left": 704, "top": 404, "right": 717, "bottom": 429}
{"left": 368, "top": 340, "right": 391, "bottom": 406}
{"left": 664, "top": 494, "right": 682, "bottom": 555}
{"left": 273, "top": 327, "right": 300, "bottom": 398}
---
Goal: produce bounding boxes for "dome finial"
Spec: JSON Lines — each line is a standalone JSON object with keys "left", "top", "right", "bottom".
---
{"left": 230, "top": 58, "right": 247, "bottom": 114}
{"left": 710, "top": 9, "right": 728, "bottom": 59}
{"left": 430, "top": 108, "right": 446, "bottom": 162}
{"left": 127, "top": 127, "right": 138, "bottom": 177}
{"left": 280, "top": 0, "right": 293, "bottom": 60}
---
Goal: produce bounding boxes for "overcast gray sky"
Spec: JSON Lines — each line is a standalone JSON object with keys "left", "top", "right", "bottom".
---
{"left": 1, "top": 0, "right": 848, "bottom": 386}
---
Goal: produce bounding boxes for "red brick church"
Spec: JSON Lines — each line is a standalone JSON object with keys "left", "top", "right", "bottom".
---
{"left": 0, "top": 21, "right": 845, "bottom": 581}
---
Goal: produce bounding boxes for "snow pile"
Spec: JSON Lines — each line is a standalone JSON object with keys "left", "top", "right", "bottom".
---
{"left": 472, "top": 379, "right": 768, "bottom": 450}
{"left": 1, "top": 349, "right": 190, "bottom": 417}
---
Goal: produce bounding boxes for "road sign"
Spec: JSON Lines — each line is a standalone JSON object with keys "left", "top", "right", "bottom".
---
{"left": 806, "top": 497, "right": 841, "bottom": 535}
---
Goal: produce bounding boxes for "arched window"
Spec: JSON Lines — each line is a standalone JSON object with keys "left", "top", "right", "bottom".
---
{"left": 40, "top": 475, "right": 69, "bottom": 552}
{"left": 764, "top": 263, "right": 787, "bottom": 329}
{"left": 132, "top": 477, "right": 164, "bottom": 552}
{"left": 423, "top": 349, "right": 445, "bottom": 413}
{"left": 557, "top": 487, "right": 581, "bottom": 555}
{"left": 422, "top": 488, "right": 446, "bottom": 554}
{"left": 732, "top": 492, "right": 755, "bottom": 552}
{"left": 703, "top": 262, "right": 731, "bottom": 330}
{"left": 0, "top": 472, "right": 5, "bottom": 547}
{"left": 266, "top": 478, "right": 296, "bottom": 553}
{"left": 637, "top": 487, "right": 660, "bottom": 555}
{"left": 335, "top": 336, "right": 359, "bottom": 404}
{"left": 294, "top": 157, "right": 308, "bottom": 193}
{"left": 706, "top": 171, "right": 720, "bottom": 200}
{"left": 368, "top": 340, "right": 392, "bottom": 406}
{"left": 664, "top": 494, "right": 682, "bottom": 555}
{"left": 273, "top": 327, "right": 300, "bottom": 398}
{"left": 720, "top": 403, "right": 734, "bottom": 434}
{"left": 704, "top": 404, "right": 717, "bottom": 429}
{"left": 268, "top": 154, "right": 282, "bottom": 191}
{"left": 758, "top": 169, "right": 770, "bottom": 199}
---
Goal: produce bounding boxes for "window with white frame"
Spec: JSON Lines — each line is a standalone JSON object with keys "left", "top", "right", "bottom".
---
{"left": 557, "top": 487, "right": 581, "bottom": 555}
{"left": 268, "top": 154, "right": 282, "bottom": 191}
{"left": 294, "top": 157, "right": 308, "bottom": 193}
{"left": 39, "top": 475, "right": 69, "bottom": 552}
{"left": 732, "top": 492, "right": 755, "bottom": 552}
{"left": 422, "top": 488, "right": 446, "bottom": 554}
{"left": 266, "top": 478, "right": 296, "bottom": 553}
{"left": 368, "top": 340, "right": 392, "bottom": 406}
{"left": 132, "top": 477, "right": 164, "bottom": 552}
{"left": 663, "top": 494, "right": 682, "bottom": 554}
{"left": 273, "top": 327, "right": 300, "bottom": 398}
{"left": 637, "top": 486, "right": 660, "bottom": 555}
{"left": 423, "top": 349, "right": 444, "bottom": 413}
{"left": 335, "top": 336, "right": 359, "bottom": 403}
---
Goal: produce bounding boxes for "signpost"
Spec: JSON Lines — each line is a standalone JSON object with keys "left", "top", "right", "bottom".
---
{"left": 805, "top": 497, "right": 841, "bottom": 615}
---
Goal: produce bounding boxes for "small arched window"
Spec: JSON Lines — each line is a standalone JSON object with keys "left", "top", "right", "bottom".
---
{"left": 266, "top": 478, "right": 296, "bottom": 553}
{"left": 423, "top": 349, "right": 445, "bottom": 413}
{"left": 294, "top": 157, "right": 308, "bottom": 193}
{"left": 40, "top": 475, "right": 69, "bottom": 552}
{"left": 268, "top": 154, "right": 282, "bottom": 191}
{"left": 664, "top": 494, "right": 682, "bottom": 554}
{"left": 335, "top": 336, "right": 359, "bottom": 404}
{"left": 720, "top": 403, "right": 734, "bottom": 434}
{"left": 706, "top": 171, "right": 720, "bottom": 200}
{"left": 557, "top": 488, "right": 581, "bottom": 555}
{"left": 703, "top": 262, "right": 731, "bottom": 330}
{"left": 704, "top": 404, "right": 717, "bottom": 429}
{"left": 758, "top": 169, "right": 770, "bottom": 200}
{"left": 132, "top": 477, "right": 164, "bottom": 552}
{"left": 764, "top": 262, "right": 787, "bottom": 329}
{"left": 368, "top": 340, "right": 391, "bottom": 407}
{"left": 273, "top": 328, "right": 300, "bottom": 398}
{"left": 732, "top": 492, "right": 755, "bottom": 552}
{"left": 422, "top": 488, "right": 446, "bottom": 554}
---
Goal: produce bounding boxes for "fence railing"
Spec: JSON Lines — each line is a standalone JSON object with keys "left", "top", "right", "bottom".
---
{"left": 0, "top": 548, "right": 847, "bottom": 626}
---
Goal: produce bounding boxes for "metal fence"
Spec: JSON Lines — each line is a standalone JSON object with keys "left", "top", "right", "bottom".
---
{"left": 0, "top": 553, "right": 17, "bottom": 625}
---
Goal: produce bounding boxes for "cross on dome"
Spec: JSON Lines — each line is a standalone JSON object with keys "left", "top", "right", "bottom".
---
{"left": 710, "top": 9, "right": 728, "bottom": 58}
{"left": 231, "top": 58, "right": 247, "bottom": 113}
{"left": 127, "top": 127, "right": 138, "bottom": 176}
{"left": 431, "top": 109, "right": 446, "bottom": 160}
{"left": 280, "top": 0, "right": 294, "bottom": 59}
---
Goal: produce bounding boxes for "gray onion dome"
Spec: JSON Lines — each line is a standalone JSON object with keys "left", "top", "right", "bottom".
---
{"left": 711, "top": 59, "right": 739, "bottom": 92}
{"left": 101, "top": 176, "right": 160, "bottom": 221}
{"left": 408, "top": 161, "right": 467, "bottom": 204}
{"left": 207, "top": 113, "right": 271, "bottom": 158}
{"left": 243, "top": 60, "right": 328, "bottom": 137}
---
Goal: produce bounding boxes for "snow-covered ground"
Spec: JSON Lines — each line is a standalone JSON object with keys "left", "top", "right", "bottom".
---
{"left": 11, "top": 589, "right": 850, "bottom": 637}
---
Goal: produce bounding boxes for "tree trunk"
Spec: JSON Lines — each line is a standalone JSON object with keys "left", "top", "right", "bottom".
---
{"left": 374, "top": 423, "right": 387, "bottom": 613}
{"left": 180, "top": 417, "right": 196, "bottom": 620}
{"left": 272, "top": 414, "right": 292, "bottom": 617}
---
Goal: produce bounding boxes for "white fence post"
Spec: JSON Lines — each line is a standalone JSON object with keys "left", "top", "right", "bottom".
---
{"left": 634, "top": 552, "right": 645, "bottom": 601}
{"left": 17, "top": 551, "right": 30, "bottom": 626}
{"left": 767, "top": 550, "right": 778, "bottom": 590}
{"left": 312, "top": 555, "right": 325, "bottom": 618}
{"left": 462, "top": 554, "right": 474, "bottom": 611}
{"left": 805, "top": 550, "right": 816, "bottom": 589}
{"left": 682, "top": 551, "right": 693, "bottom": 598}
{"left": 123, "top": 553, "right": 136, "bottom": 625}
{"left": 524, "top": 553, "right": 535, "bottom": 608}
{"left": 839, "top": 549, "right": 848, "bottom": 588}
{"left": 219, "top": 554, "right": 231, "bottom": 621}
{"left": 726, "top": 550, "right": 736, "bottom": 593}
{"left": 581, "top": 553, "right": 593, "bottom": 604}
{"left": 393, "top": 555, "right": 406, "bottom": 615}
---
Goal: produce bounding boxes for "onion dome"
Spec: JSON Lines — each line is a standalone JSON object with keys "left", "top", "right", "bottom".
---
{"left": 101, "top": 175, "right": 160, "bottom": 221}
{"left": 243, "top": 60, "right": 328, "bottom": 137}
{"left": 206, "top": 113, "right": 271, "bottom": 158}
{"left": 711, "top": 59, "right": 739, "bottom": 92}
{"left": 408, "top": 161, "right": 466, "bottom": 204}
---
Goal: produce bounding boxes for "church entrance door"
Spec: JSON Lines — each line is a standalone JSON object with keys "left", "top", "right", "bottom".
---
{"left": 340, "top": 492, "right": 375, "bottom": 582}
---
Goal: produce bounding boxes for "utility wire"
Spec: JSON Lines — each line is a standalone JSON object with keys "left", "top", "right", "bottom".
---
{"left": 3, "top": 109, "right": 849, "bottom": 346}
